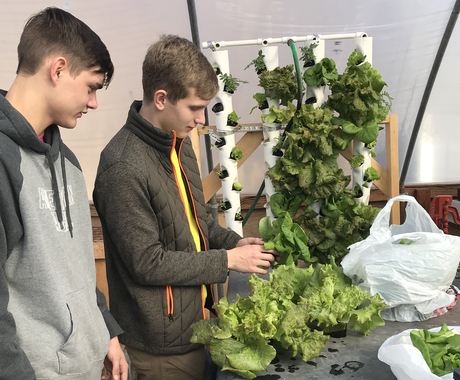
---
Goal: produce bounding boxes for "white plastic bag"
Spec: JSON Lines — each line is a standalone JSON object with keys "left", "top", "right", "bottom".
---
{"left": 342, "top": 195, "right": 460, "bottom": 320}
{"left": 378, "top": 326, "right": 460, "bottom": 380}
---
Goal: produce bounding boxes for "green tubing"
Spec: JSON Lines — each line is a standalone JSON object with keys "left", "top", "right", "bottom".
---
{"left": 242, "top": 180, "right": 265, "bottom": 226}
{"left": 242, "top": 40, "right": 303, "bottom": 227}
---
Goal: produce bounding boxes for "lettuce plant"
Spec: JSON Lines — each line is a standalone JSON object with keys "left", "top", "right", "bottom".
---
{"left": 258, "top": 65, "right": 300, "bottom": 106}
{"left": 191, "top": 260, "right": 386, "bottom": 378}
{"left": 328, "top": 50, "right": 392, "bottom": 146}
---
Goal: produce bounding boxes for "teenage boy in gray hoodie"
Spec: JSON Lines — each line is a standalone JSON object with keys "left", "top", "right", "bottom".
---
{"left": 0, "top": 7, "right": 128, "bottom": 380}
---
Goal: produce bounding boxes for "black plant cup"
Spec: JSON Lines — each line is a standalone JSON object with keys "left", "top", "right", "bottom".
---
{"left": 272, "top": 149, "right": 283, "bottom": 157}
{"left": 215, "top": 138, "right": 226, "bottom": 148}
{"left": 256, "top": 68, "right": 267, "bottom": 75}
{"left": 221, "top": 201, "right": 231, "bottom": 211}
{"left": 217, "top": 169, "right": 229, "bottom": 180}
{"left": 353, "top": 189, "right": 364, "bottom": 198}
{"left": 234, "top": 213, "right": 244, "bottom": 221}
{"left": 227, "top": 120, "right": 238, "bottom": 127}
{"left": 363, "top": 175, "right": 373, "bottom": 183}
{"left": 303, "top": 60, "right": 315, "bottom": 68}
{"left": 259, "top": 100, "right": 269, "bottom": 110}
{"left": 212, "top": 103, "right": 224, "bottom": 113}
{"left": 214, "top": 67, "right": 222, "bottom": 75}
{"left": 305, "top": 97, "right": 317, "bottom": 104}
{"left": 223, "top": 85, "right": 234, "bottom": 94}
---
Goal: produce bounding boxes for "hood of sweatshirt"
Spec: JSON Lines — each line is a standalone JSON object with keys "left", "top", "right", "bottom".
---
{"left": 0, "top": 92, "right": 73, "bottom": 236}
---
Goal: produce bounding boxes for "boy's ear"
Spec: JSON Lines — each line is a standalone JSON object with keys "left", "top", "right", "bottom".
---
{"left": 49, "top": 57, "right": 68, "bottom": 84}
{"left": 153, "top": 90, "right": 167, "bottom": 111}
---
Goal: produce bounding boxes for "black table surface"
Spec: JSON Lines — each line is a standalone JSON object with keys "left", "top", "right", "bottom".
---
{"left": 216, "top": 271, "right": 460, "bottom": 380}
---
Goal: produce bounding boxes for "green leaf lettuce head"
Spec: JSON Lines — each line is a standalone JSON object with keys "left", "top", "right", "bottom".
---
{"left": 328, "top": 50, "right": 392, "bottom": 145}
{"left": 227, "top": 111, "right": 241, "bottom": 124}
{"left": 259, "top": 65, "right": 301, "bottom": 106}
{"left": 258, "top": 211, "right": 312, "bottom": 266}
{"left": 410, "top": 324, "right": 460, "bottom": 376}
{"left": 190, "top": 261, "right": 386, "bottom": 378}
{"left": 304, "top": 57, "right": 339, "bottom": 87}
{"left": 230, "top": 146, "right": 243, "bottom": 161}
{"left": 349, "top": 155, "right": 364, "bottom": 168}
{"left": 232, "top": 182, "right": 243, "bottom": 191}
{"left": 261, "top": 102, "right": 296, "bottom": 124}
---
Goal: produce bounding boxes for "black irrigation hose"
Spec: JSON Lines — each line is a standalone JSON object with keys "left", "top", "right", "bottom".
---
{"left": 242, "top": 40, "right": 303, "bottom": 226}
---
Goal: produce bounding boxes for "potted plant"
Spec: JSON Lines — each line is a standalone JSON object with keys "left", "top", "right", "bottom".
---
{"left": 232, "top": 182, "right": 243, "bottom": 191}
{"left": 245, "top": 50, "right": 267, "bottom": 74}
{"left": 259, "top": 65, "right": 299, "bottom": 106}
{"left": 216, "top": 169, "right": 228, "bottom": 180}
{"left": 261, "top": 102, "right": 296, "bottom": 125}
{"left": 349, "top": 155, "right": 364, "bottom": 168}
{"left": 234, "top": 212, "right": 243, "bottom": 221}
{"left": 230, "top": 146, "right": 243, "bottom": 161}
{"left": 220, "top": 200, "right": 231, "bottom": 211}
{"left": 219, "top": 73, "right": 248, "bottom": 94}
{"left": 362, "top": 167, "right": 381, "bottom": 188}
{"left": 227, "top": 111, "right": 241, "bottom": 127}
{"left": 304, "top": 58, "right": 339, "bottom": 87}
{"left": 250, "top": 93, "right": 269, "bottom": 114}
{"left": 272, "top": 147, "right": 283, "bottom": 157}
{"left": 300, "top": 43, "right": 318, "bottom": 68}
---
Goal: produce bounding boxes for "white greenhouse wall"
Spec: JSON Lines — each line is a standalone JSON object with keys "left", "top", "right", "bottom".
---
{"left": 0, "top": 0, "right": 458, "bottom": 198}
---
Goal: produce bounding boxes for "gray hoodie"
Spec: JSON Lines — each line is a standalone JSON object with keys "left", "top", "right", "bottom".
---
{"left": 0, "top": 93, "right": 122, "bottom": 380}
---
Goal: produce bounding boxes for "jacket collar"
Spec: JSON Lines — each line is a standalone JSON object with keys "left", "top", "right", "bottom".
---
{"left": 125, "top": 100, "right": 182, "bottom": 154}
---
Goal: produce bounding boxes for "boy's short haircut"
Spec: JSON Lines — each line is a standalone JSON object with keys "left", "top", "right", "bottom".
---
{"left": 17, "top": 7, "right": 114, "bottom": 87}
{"left": 142, "top": 34, "right": 219, "bottom": 104}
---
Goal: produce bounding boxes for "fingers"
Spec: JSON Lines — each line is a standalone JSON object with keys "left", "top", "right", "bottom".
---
{"left": 237, "top": 237, "right": 264, "bottom": 247}
{"left": 121, "top": 357, "right": 129, "bottom": 380}
{"left": 111, "top": 357, "right": 120, "bottom": 380}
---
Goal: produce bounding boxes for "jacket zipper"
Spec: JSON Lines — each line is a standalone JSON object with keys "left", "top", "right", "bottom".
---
{"left": 166, "top": 285, "right": 174, "bottom": 321}
{"left": 177, "top": 137, "right": 215, "bottom": 318}
{"left": 167, "top": 133, "right": 211, "bottom": 321}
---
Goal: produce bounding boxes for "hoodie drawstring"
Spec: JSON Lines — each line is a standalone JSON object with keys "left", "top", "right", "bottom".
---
{"left": 59, "top": 137, "right": 73, "bottom": 238}
{"left": 45, "top": 139, "right": 73, "bottom": 238}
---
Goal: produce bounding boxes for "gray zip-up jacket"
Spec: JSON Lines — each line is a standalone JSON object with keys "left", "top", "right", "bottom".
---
{"left": 0, "top": 93, "right": 122, "bottom": 380}
{"left": 93, "top": 101, "right": 241, "bottom": 355}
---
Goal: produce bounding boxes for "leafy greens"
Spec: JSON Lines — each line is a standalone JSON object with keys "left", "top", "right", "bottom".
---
{"left": 411, "top": 324, "right": 460, "bottom": 376}
{"left": 191, "top": 261, "right": 386, "bottom": 378}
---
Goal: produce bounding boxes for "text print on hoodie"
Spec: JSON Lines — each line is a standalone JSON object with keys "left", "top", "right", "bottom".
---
{"left": 0, "top": 92, "right": 111, "bottom": 380}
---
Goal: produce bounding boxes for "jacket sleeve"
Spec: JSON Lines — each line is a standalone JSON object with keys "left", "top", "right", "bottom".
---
{"left": 94, "top": 162, "right": 229, "bottom": 287}
{"left": 0, "top": 164, "right": 36, "bottom": 379}
{"left": 206, "top": 214, "right": 242, "bottom": 250}
{"left": 96, "top": 287, "right": 123, "bottom": 339}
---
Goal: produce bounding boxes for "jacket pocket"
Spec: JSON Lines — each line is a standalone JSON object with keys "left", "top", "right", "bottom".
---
{"left": 57, "top": 285, "right": 110, "bottom": 375}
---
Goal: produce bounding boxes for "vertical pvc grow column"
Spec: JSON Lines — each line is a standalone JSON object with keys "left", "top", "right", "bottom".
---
{"left": 352, "top": 36, "right": 373, "bottom": 205}
{"left": 303, "top": 39, "right": 326, "bottom": 214}
{"left": 304, "top": 39, "right": 326, "bottom": 109}
{"left": 261, "top": 46, "right": 280, "bottom": 220}
{"left": 209, "top": 50, "right": 243, "bottom": 236}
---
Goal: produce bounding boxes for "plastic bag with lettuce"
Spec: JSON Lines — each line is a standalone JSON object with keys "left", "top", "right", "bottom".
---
{"left": 191, "top": 260, "right": 386, "bottom": 378}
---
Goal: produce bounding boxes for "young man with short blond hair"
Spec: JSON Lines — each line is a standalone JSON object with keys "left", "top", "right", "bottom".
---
{"left": 0, "top": 7, "right": 127, "bottom": 380}
{"left": 94, "top": 35, "right": 277, "bottom": 379}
